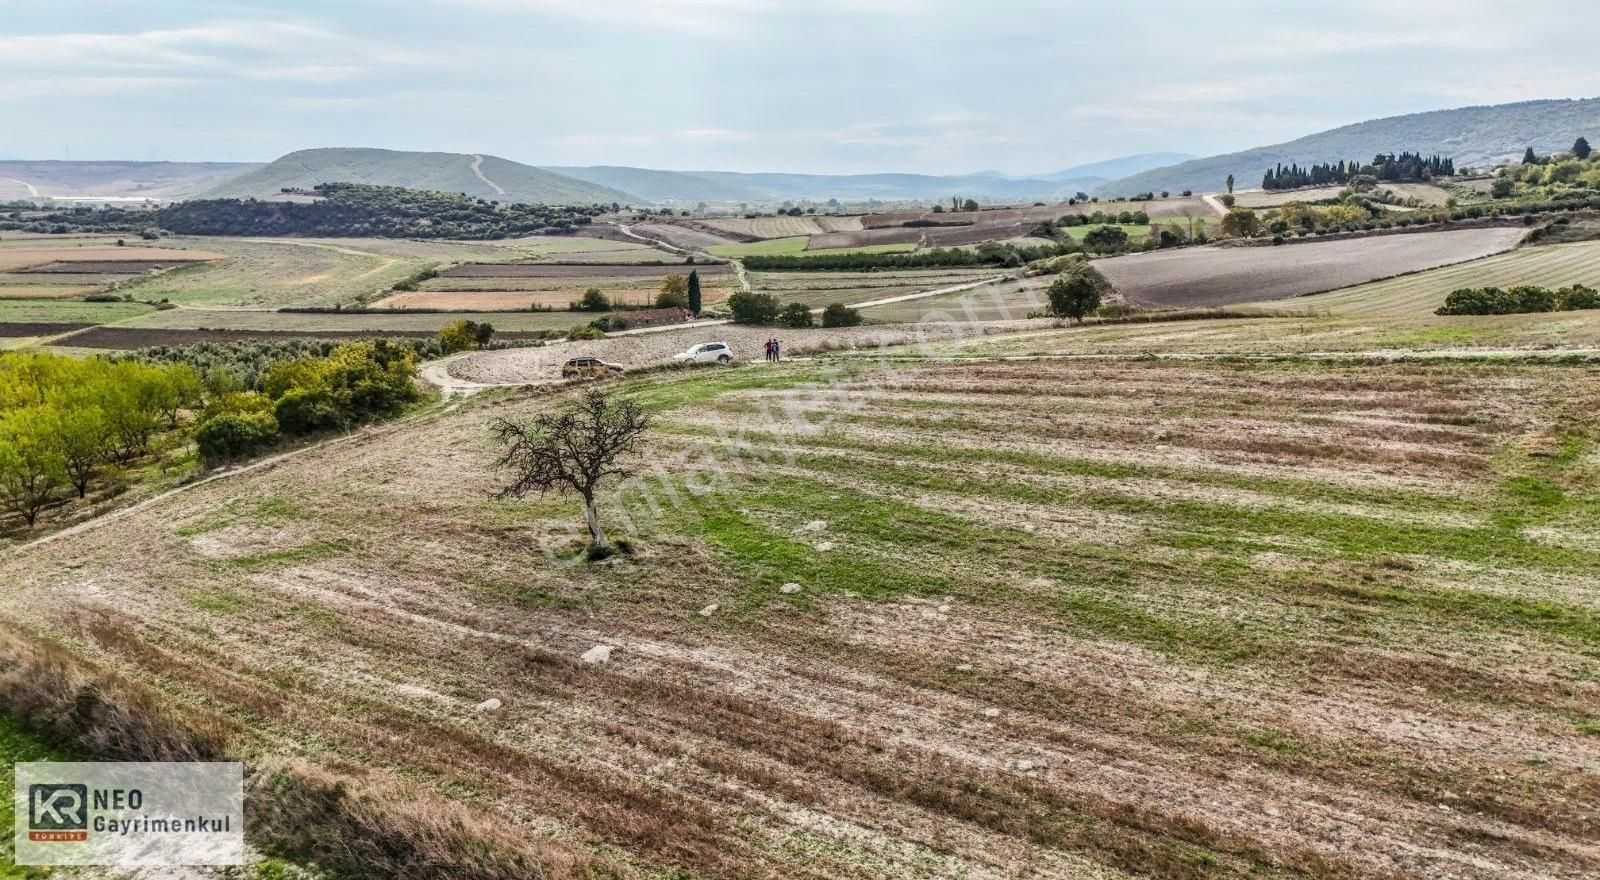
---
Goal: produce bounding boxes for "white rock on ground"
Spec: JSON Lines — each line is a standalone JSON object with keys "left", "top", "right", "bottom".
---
{"left": 780, "top": 583, "right": 802, "bottom": 594}
{"left": 475, "top": 698, "right": 503, "bottom": 714}
{"left": 937, "top": 604, "right": 952, "bottom": 613}
{"left": 1016, "top": 760, "right": 1035, "bottom": 772}
{"left": 955, "top": 664, "right": 974, "bottom": 672}
{"left": 800, "top": 520, "right": 828, "bottom": 533}
{"left": 983, "top": 707, "right": 1001, "bottom": 719}
{"left": 815, "top": 541, "right": 835, "bottom": 551}
{"left": 699, "top": 603, "right": 719, "bottom": 617}
{"left": 581, "top": 645, "right": 614, "bottom": 664}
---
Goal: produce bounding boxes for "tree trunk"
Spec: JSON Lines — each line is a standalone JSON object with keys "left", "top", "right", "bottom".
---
{"left": 583, "top": 497, "right": 609, "bottom": 550}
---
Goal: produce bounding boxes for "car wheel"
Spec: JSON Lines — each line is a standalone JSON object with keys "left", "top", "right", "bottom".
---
{"left": 717, "top": 354, "right": 731, "bottom": 364}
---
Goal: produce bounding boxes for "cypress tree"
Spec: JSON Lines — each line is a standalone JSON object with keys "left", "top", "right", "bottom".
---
{"left": 687, "top": 270, "right": 702, "bottom": 315}
{"left": 1575, "top": 137, "right": 1592, "bottom": 160}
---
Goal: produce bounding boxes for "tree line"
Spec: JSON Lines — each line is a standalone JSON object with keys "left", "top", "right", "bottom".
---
{"left": 0, "top": 337, "right": 443, "bottom": 530}
{"left": 1436, "top": 284, "right": 1600, "bottom": 316}
{"left": 1262, "top": 153, "right": 1455, "bottom": 190}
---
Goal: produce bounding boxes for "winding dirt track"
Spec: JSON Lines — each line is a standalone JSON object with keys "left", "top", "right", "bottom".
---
{"left": 469, "top": 154, "right": 506, "bottom": 195}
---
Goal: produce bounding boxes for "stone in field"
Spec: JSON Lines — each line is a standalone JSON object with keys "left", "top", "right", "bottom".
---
{"left": 581, "top": 645, "right": 614, "bottom": 664}
{"left": 699, "top": 603, "right": 719, "bottom": 617}
{"left": 476, "top": 698, "right": 503, "bottom": 714}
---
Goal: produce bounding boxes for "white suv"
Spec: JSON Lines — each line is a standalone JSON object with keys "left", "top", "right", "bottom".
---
{"left": 672, "top": 342, "right": 733, "bottom": 364}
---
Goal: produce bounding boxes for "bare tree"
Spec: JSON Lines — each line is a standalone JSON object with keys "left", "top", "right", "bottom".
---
{"left": 490, "top": 389, "right": 649, "bottom": 553}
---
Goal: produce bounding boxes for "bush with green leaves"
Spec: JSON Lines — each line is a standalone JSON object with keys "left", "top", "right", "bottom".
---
{"left": 1046, "top": 258, "right": 1115, "bottom": 323}
{"left": 573, "top": 288, "right": 610, "bottom": 312}
{"left": 1436, "top": 283, "right": 1600, "bottom": 315}
{"left": 727, "top": 291, "right": 781, "bottom": 325}
{"left": 196, "top": 412, "right": 280, "bottom": 465}
{"left": 778, "top": 302, "right": 814, "bottom": 328}
{"left": 821, "top": 303, "right": 862, "bottom": 328}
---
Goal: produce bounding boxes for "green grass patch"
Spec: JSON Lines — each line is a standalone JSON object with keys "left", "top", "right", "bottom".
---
{"left": 0, "top": 714, "right": 73, "bottom": 879}
{"left": 0, "top": 299, "right": 155, "bottom": 325}
{"left": 225, "top": 539, "right": 350, "bottom": 571}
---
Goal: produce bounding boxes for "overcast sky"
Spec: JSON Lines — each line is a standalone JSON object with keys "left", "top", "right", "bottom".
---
{"left": 5, "top": 0, "right": 1599, "bottom": 174}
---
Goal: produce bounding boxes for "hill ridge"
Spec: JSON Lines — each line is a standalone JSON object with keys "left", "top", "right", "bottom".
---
{"left": 1099, "top": 97, "right": 1600, "bottom": 196}
{"left": 202, "top": 147, "right": 640, "bottom": 205}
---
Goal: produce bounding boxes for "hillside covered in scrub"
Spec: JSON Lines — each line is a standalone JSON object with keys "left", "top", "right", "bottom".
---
{"left": 4, "top": 184, "right": 601, "bottom": 239}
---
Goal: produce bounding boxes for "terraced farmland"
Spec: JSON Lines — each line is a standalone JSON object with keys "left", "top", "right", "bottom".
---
{"left": 3, "top": 357, "right": 1596, "bottom": 879}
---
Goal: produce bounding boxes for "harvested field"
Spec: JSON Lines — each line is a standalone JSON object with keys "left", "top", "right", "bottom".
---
{"left": 0, "top": 321, "right": 91, "bottom": 337}
{"left": 1228, "top": 187, "right": 1348, "bottom": 208}
{"left": 1097, "top": 226, "right": 1527, "bottom": 308}
{"left": 708, "top": 237, "right": 918, "bottom": 258}
{"left": 16, "top": 259, "right": 203, "bottom": 274}
{"left": 106, "top": 236, "right": 537, "bottom": 309}
{"left": 0, "top": 284, "right": 104, "bottom": 300}
{"left": 439, "top": 262, "right": 729, "bottom": 279}
{"left": 752, "top": 268, "right": 1008, "bottom": 308}
{"left": 1265, "top": 238, "right": 1600, "bottom": 317}
{"left": 4, "top": 356, "right": 1597, "bottom": 879}
{"left": 0, "top": 244, "right": 223, "bottom": 272}
{"left": 115, "top": 306, "right": 587, "bottom": 335}
{"left": 700, "top": 215, "right": 866, "bottom": 238}
{"left": 627, "top": 222, "right": 739, "bottom": 250}
{"left": 0, "top": 299, "right": 155, "bottom": 326}
{"left": 376, "top": 286, "right": 730, "bottom": 311}
{"left": 805, "top": 227, "right": 925, "bottom": 249}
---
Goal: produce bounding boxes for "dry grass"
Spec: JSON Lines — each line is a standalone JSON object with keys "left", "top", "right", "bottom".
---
{"left": 2, "top": 355, "right": 1599, "bottom": 878}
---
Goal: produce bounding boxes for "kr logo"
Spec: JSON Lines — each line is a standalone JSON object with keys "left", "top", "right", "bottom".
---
{"left": 28, "top": 784, "right": 88, "bottom": 840}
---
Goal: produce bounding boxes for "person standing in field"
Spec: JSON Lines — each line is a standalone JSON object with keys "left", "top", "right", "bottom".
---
{"left": 774, "top": 338, "right": 781, "bottom": 362}
{"left": 763, "top": 338, "right": 774, "bottom": 362}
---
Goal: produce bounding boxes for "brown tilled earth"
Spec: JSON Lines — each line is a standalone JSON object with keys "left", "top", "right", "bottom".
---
{"left": 1, "top": 355, "right": 1597, "bottom": 878}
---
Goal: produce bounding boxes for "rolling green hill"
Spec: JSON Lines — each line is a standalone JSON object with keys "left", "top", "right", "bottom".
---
{"left": 1100, "top": 98, "right": 1600, "bottom": 196}
{"left": 202, "top": 148, "right": 640, "bottom": 205}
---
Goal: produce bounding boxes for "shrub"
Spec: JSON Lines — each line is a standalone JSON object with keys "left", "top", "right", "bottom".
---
{"left": 1559, "top": 283, "right": 1600, "bottom": 310}
{"left": 1046, "top": 259, "right": 1115, "bottom": 323}
{"left": 727, "top": 291, "right": 780, "bottom": 325}
{"left": 566, "top": 325, "right": 605, "bottom": 341}
{"left": 274, "top": 387, "right": 343, "bottom": 436}
{"left": 1082, "top": 225, "right": 1130, "bottom": 254}
{"left": 573, "top": 288, "right": 609, "bottom": 312}
{"left": 821, "top": 303, "right": 862, "bottom": 328}
{"left": 656, "top": 274, "right": 689, "bottom": 309}
{"left": 196, "top": 412, "right": 279, "bottom": 465}
{"left": 778, "top": 302, "right": 814, "bottom": 328}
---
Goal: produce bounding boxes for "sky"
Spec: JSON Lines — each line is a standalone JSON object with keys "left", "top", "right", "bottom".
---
{"left": 4, "top": 0, "right": 1600, "bottom": 175}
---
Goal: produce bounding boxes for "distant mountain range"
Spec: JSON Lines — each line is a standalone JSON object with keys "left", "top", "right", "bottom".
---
{"left": 9, "top": 99, "right": 1597, "bottom": 207}
{"left": 1098, "top": 98, "right": 1600, "bottom": 196}
{"left": 0, "top": 160, "right": 258, "bottom": 201}
{"left": 200, "top": 148, "right": 634, "bottom": 205}
{"left": 546, "top": 153, "right": 1192, "bottom": 203}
